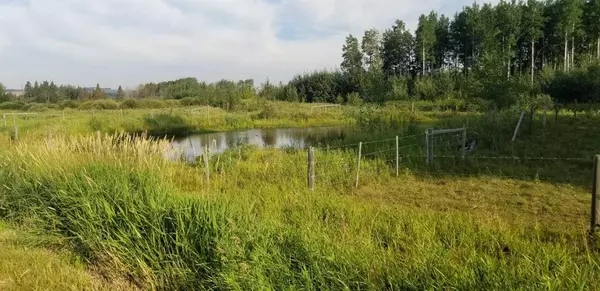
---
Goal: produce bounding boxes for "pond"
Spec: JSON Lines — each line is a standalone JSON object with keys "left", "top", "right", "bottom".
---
{"left": 171, "top": 126, "right": 349, "bottom": 161}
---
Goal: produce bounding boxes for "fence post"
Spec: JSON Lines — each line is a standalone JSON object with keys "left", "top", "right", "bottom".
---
{"left": 355, "top": 142, "right": 362, "bottom": 188}
{"left": 512, "top": 111, "right": 526, "bottom": 142}
{"left": 591, "top": 155, "right": 599, "bottom": 236}
{"left": 395, "top": 136, "right": 399, "bottom": 177}
{"left": 308, "top": 147, "right": 315, "bottom": 191}
{"left": 554, "top": 103, "right": 559, "bottom": 122}
{"left": 574, "top": 99, "right": 578, "bottom": 118}
{"left": 461, "top": 128, "right": 467, "bottom": 160}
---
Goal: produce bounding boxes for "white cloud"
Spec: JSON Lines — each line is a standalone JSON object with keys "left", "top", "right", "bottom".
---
{"left": 0, "top": 0, "right": 485, "bottom": 89}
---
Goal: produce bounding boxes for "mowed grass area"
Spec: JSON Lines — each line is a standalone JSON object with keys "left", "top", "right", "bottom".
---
{"left": 0, "top": 103, "right": 599, "bottom": 289}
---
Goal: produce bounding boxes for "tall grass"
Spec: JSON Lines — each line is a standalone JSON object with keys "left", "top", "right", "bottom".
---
{"left": 0, "top": 134, "right": 599, "bottom": 289}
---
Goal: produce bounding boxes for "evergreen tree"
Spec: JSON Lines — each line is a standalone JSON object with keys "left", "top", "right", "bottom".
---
{"left": 93, "top": 83, "right": 105, "bottom": 100}
{"left": 116, "top": 85, "right": 125, "bottom": 100}
{"left": 23, "top": 81, "right": 33, "bottom": 100}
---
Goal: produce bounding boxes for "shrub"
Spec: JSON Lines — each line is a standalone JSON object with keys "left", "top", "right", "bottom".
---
{"left": 26, "top": 103, "right": 50, "bottom": 112}
{"left": 127, "top": 99, "right": 169, "bottom": 109}
{"left": 414, "top": 77, "right": 437, "bottom": 101}
{"left": 0, "top": 101, "right": 24, "bottom": 110}
{"left": 163, "top": 99, "right": 181, "bottom": 108}
{"left": 346, "top": 92, "right": 362, "bottom": 106}
{"left": 120, "top": 99, "right": 139, "bottom": 109}
{"left": 543, "top": 64, "right": 600, "bottom": 104}
{"left": 143, "top": 114, "right": 193, "bottom": 136}
{"left": 60, "top": 100, "right": 79, "bottom": 109}
{"left": 79, "top": 100, "right": 119, "bottom": 110}
{"left": 180, "top": 97, "right": 205, "bottom": 107}
{"left": 258, "top": 104, "right": 278, "bottom": 119}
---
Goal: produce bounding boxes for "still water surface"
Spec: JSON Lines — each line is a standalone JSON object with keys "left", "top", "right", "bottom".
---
{"left": 172, "top": 126, "right": 349, "bottom": 161}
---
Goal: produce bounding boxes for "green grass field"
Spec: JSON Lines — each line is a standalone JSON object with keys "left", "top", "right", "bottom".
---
{"left": 0, "top": 102, "right": 599, "bottom": 290}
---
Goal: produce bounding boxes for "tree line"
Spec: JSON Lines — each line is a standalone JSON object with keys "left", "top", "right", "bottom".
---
{"left": 272, "top": 0, "right": 600, "bottom": 108}
{"left": 2, "top": 0, "right": 599, "bottom": 110}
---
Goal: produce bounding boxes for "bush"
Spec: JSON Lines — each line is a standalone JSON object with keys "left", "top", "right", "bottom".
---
{"left": 543, "top": 64, "right": 600, "bottom": 104}
{"left": 120, "top": 99, "right": 139, "bottom": 109}
{"left": 180, "top": 97, "right": 205, "bottom": 107}
{"left": 163, "top": 99, "right": 181, "bottom": 108}
{"left": 60, "top": 100, "right": 79, "bottom": 109}
{"left": 346, "top": 92, "right": 362, "bottom": 106}
{"left": 143, "top": 114, "right": 193, "bottom": 136}
{"left": 22, "top": 103, "right": 49, "bottom": 112}
{"left": 136, "top": 99, "right": 169, "bottom": 109}
{"left": 79, "top": 100, "right": 119, "bottom": 110}
{"left": 0, "top": 101, "right": 24, "bottom": 110}
{"left": 258, "top": 104, "right": 278, "bottom": 119}
{"left": 414, "top": 77, "right": 437, "bottom": 100}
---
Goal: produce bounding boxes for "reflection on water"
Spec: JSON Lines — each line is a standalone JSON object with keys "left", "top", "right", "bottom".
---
{"left": 171, "top": 126, "right": 348, "bottom": 161}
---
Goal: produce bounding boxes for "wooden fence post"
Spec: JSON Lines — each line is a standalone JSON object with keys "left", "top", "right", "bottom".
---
{"left": 555, "top": 103, "right": 559, "bottom": 122}
{"left": 395, "top": 136, "right": 399, "bottom": 177}
{"left": 574, "top": 99, "right": 578, "bottom": 118}
{"left": 355, "top": 142, "right": 362, "bottom": 188}
{"left": 591, "top": 155, "right": 599, "bottom": 235}
{"left": 308, "top": 147, "right": 315, "bottom": 191}
{"left": 512, "top": 111, "right": 526, "bottom": 142}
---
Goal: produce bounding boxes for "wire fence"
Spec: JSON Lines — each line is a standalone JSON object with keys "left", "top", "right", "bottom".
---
{"left": 305, "top": 129, "right": 595, "bottom": 191}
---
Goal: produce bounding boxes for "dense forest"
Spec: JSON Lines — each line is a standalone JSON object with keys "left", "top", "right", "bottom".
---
{"left": 1, "top": 0, "right": 599, "bottom": 110}
{"left": 278, "top": 0, "right": 600, "bottom": 108}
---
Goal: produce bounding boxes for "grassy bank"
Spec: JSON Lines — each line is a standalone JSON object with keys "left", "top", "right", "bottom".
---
{"left": 0, "top": 130, "right": 598, "bottom": 289}
{"left": 0, "top": 101, "right": 352, "bottom": 146}
{"left": 0, "top": 221, "right": 136, "bottom": 290}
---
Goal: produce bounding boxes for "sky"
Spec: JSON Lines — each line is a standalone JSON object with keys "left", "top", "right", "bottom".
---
{"left": 0, "top": 0, "right": 493, "bottom": 89}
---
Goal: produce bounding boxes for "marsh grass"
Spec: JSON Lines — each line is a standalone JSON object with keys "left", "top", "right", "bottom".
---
{"left": 0, "top": 131, "right": 598, "bottom": 289}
